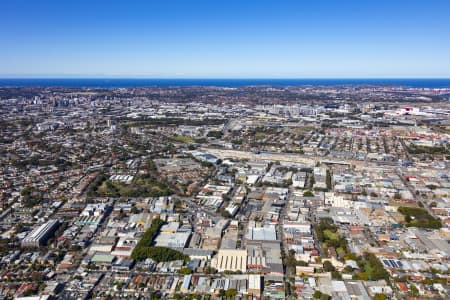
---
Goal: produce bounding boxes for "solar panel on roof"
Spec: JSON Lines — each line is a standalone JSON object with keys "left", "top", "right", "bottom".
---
{"left": 389, "top": 259, "right": 398, "bottom": 268}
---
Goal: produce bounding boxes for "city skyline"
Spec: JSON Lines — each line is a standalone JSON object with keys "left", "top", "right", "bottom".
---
{"left": 1, "top": 0, "right": 450, "bottom": 78}
{"left": 0, "top": 1, "right": 449, "bottom": 298}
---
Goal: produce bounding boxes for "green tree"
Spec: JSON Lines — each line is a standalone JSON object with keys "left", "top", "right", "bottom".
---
{"left": 323, "top": 260, "right": 335, "bottom": 272}
{"left": 207, "top": 131, "right": 223, "bottom": 139}
{"left": 320, "top": 294, "right": 331, "bottom": 300}
{"left": 303, "top": 190, "right": 314, "bottom": 197}
{"left": 313, "top": 291, "right": 322, "bottom": 299}
{"left": 373, "top": 294, "right": 387, "bottom": 300}
{"left": 178, "top": 267, "right": 192, "bottom": 275}
{"left": 410, "top": 284, "right": 419, "bottom": 297}
{"left": 326, "top": 170, "right": 332, "bottom": 190}
{"left": 131, "top": 219, "right": 186, "bottom": 262}
{"left": 225, "top": 288, "right": 237, "bottom": 299}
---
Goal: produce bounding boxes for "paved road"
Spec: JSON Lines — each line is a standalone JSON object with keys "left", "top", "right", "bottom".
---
{"left": 395, "top": 169, "right": 437, "bottom": 217}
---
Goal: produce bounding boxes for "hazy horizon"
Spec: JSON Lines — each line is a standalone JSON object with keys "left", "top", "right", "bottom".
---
{"left": 1, "top": 76, "right": 450, "bottom": 80}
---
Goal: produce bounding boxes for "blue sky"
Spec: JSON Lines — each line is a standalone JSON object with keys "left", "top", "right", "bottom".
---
{"left": 1, "top": 0, "right": 450, "bottom": 78}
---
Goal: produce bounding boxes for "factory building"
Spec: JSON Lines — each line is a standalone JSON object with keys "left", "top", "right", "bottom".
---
{"left": 212, "top": 249, "right": 247, "bottom": 272}
{"left": 21, "top": 219, "right": 60, "bottom": 248}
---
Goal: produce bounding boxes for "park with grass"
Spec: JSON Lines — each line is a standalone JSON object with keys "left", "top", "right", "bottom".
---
{"left": 171, "top": 135, "right": 195, "bottom": 144}
{"left": 314, "top": 218, "right": 350, "bottom": 259}
{"left": 87, "top": 160, "right": 173, "bottom": 198}
{"left": 349, "top": 252, "right": 390, "bottom": 281}
{"left": 87, "top": 173, "right": 172, "bottom": 198}
{"left": 398, "top": 206, "right": 441, "bottom": 229}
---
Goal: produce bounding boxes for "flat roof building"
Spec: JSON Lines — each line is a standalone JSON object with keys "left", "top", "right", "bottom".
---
{"left": 247, "top": 225, "right": 277, "bottom": 241}
{"left": 212, "top": 249, "right": 247, "bottom": 272}
{"left": 248, "top": 274, "right": 262, "bottom": 296}
{"left": 154, "top": 232, "right": 191, "bottom": 249}
{"left": 21, "top": 219, "right": 60, "bottom": 248}
{"left": 180, "top": 274, "right": 192, "bottom": 293}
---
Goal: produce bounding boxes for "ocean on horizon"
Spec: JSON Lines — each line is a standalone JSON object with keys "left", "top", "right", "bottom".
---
{"left": 0, "top": 78, "right": 449, "bottom": 88}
